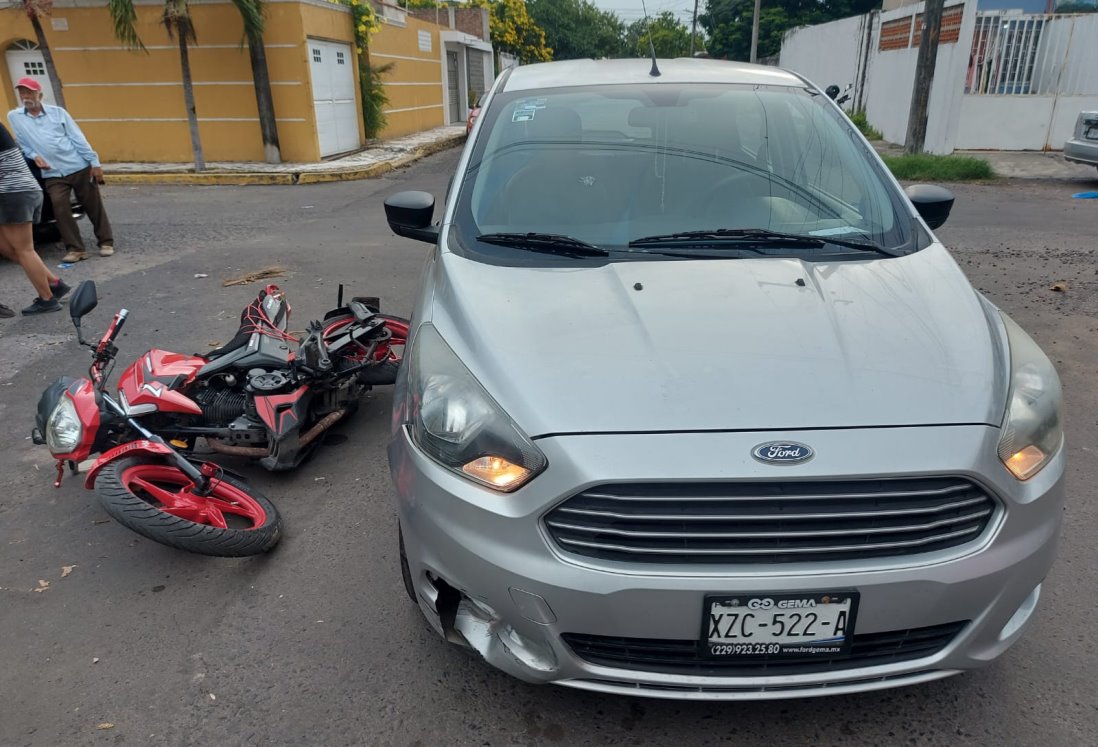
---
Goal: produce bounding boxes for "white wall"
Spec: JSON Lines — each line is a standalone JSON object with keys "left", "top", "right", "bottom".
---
{"left": 863, "top": 0, "right": 977, "bottom": 154}
{"left": 780, "top": 15, "right": 869, "bottom": 98}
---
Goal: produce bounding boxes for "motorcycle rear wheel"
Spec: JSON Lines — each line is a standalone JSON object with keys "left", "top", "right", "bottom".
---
{"left": 94, "top": 456, "right": 282, "bottom": 557}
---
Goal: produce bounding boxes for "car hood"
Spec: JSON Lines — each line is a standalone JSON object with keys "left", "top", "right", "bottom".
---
{"left": 429, "top": 244, "right": 1006, "bottom": 436}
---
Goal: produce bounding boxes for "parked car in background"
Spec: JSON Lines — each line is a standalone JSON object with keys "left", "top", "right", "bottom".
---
{"left": 28, "top": 158, "right": 84, "bottom": 248}
{"left": 1063, "top": 110, "right": 1098, "bottom": 171}
{"left": 383, "top": 58, "right": 1066, "bottom": 700}
{"left": 466, "top": 92, "right": 483, "bottom": 135}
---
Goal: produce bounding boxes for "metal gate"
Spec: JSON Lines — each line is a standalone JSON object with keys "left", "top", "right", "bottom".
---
{"left": 446, "top": 51, "right": 460, "bottom": 124}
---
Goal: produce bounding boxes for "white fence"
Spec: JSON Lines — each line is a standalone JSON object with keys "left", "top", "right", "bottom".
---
{"left": 779, "top": 2, "right": 1098, "bottom": 152}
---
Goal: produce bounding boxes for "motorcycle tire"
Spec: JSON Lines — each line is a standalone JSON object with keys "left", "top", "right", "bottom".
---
{"left": 94, "top": 456, "right": 282, "bottom": 557}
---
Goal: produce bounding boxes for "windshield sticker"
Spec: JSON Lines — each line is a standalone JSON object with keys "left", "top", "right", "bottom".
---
{"left": 512, "top": 108, "right": 536, "bottom": 122}
{"left": 516, "top": 98, "right": 548, "bottom": 109}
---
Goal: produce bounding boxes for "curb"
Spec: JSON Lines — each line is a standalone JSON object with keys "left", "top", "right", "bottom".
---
{"left": 104, "top": 133, "right": 466, "bottom": 186}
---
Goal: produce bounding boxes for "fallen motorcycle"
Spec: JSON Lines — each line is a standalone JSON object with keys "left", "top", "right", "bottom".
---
{"left": 32, "top": 281, "right": 408, "bottom": 556}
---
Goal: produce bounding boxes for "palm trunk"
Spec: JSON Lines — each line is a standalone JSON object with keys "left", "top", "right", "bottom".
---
{"left": 177, "top": 24, "right": 205, "bottom": 171}
{"left": 29, "top": 13, "right": 65, "bottom": 109}
{"left": 246, "top": 34, "right": 281, "bottom": 164}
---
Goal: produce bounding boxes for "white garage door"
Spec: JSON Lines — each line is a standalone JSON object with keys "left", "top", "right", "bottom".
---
{"left": 6, "top": 44, "right": 58, "bottom": 105}
{"left": 308, "top": 39, "right": 359, "bottom": 157}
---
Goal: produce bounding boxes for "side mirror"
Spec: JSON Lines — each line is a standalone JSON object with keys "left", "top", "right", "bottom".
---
{"left": 905, "top": 184, "right": 955, "bottom": 230}
{"left": 69, "top": 280, "right": 98, "bottom": 325}
{"left": 384, "top": 191, "right": 439, "bottom": 245}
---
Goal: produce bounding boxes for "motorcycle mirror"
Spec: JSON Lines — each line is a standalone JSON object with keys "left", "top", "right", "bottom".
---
{"left": 825, "top": 84, "right": 840, "bottom": 100}
{"left": 69, "top": 280, "right": 98, "bottom": 328}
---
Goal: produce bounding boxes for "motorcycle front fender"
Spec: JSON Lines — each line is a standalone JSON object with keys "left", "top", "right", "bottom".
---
{"left": 83, "top": 439, "right": 174, "bottom": 488}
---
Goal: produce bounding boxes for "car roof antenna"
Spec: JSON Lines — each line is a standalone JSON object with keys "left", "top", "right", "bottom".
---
{"left": 641, "top": 0, "right": 661, "bottom": 77}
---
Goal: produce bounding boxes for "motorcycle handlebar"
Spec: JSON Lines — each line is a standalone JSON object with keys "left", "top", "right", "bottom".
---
{"left": 96, "top": 309, "right": 128, "bottom": 351}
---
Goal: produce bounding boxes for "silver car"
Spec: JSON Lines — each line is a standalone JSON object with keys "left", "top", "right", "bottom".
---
{"left": 1063, "top": 110, "right": 1098, "bottom": 170}
{"left": 383, "top": 59, "right": 1066, "bottom": 700}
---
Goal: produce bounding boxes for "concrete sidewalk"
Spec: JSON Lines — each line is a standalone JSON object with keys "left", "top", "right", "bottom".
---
{"left": 102, "top": 125, "right": 467, "bottom": 186}
{"left": 874, "top": 140, "right": 1098, "bottom": 181}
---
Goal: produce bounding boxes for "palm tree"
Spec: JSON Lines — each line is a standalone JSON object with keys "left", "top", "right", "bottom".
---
{"left": 231, "top": 0, "right": 281, "bottom": 163}
{"left": 15, "top": 0, "right": 66, "bottom": 108}
{"left": 108, "top": 0, "right": 206, "bottom": 171}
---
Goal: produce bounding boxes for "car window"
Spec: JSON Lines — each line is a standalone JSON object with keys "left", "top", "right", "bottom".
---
{"left": 456, "top": 83, "right": 910, "bottom": 262}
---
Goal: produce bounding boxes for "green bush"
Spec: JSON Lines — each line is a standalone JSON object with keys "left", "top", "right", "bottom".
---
{"left": 881, "top": 154, "right": 996, "bottom": 181}
{"left": 848, "top": 109, "right": 882, "bottom": 141}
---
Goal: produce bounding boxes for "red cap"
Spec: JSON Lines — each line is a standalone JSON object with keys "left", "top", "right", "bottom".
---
{"left": 15, "top": 77, "right": 42, "bottom": 92}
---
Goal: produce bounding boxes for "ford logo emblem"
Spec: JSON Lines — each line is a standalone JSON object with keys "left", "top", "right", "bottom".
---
{"left": 752, "top": 441, "right": 814, "bottom": 465}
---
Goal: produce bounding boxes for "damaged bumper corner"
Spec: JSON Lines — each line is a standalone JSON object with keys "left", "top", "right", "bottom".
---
{"left": 419, "top": 573, "right": 560, "bottom": 683}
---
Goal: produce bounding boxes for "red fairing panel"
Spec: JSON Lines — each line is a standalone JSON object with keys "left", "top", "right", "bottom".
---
{"left": 254, "top": 386, "right": 309, "bottom": 436}
{"left": 53, "top": 379, "right": 102, "bottom": 463}
{"left": 118, "top": 350, "right": 206, "bottom": 415}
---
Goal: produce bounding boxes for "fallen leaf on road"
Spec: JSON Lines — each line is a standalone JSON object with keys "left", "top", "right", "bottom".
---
{"left": 1050, "top": 282, "right": 1067, "bottom": 292}
{"left": 34, "top": 580, "right": 49, "bottom": 593}
{"left": 222, "top": 265, "right": 288, "bottom": 287}
{"left": 92, "top": 519, "right": 111, "bottom": 525}
{"left": 207, "top": 341, "right": 223, "bottom": 347}
{"left": 61, "top": 565, "right": 75, "bottom": 578}
{"left": 96, "top": 723, "right": 114, "bottom": 730}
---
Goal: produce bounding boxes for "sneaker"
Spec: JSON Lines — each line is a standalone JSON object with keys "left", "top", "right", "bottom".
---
{"left": 22, "top": 297, "right": 61, "bottom": 315}
{"left": 51, "top": 279, "right": 71, "bottom": 300}
{"left": 61, "top": 250, "right": 89, "bottom": 263}
{"left": 0, "top": 303, "right": 14, "bottom": 318}
{"left": 99, "top": 243, "right": 114, "bottom": 257}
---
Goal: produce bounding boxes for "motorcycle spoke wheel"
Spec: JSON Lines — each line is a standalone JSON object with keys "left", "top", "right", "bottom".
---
{"left": 94, "top": 456, "right": 282, "bottom": 557}
{"left": 122, "top": 465, "right": 267, "bottom": 531}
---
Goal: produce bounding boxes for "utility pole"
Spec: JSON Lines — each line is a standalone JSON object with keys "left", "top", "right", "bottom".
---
{"left": 750, "top": 0, "right": 761, "bottom": 63}
{"left": 690, "top": 0, "right": 699, "bottom": 57}
{"left": 905, "top": 0, "right": 946, "bottom": 154}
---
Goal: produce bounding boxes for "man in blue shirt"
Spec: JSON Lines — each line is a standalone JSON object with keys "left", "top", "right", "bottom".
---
{"left": 8, "top": 77, "right": 114, "bottom": 263}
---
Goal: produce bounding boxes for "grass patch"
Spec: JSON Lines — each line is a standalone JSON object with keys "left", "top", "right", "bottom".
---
{"left": 848, "top": 109, "right": 882, "bottom": 140}
{"left": 881, "top": 153, "right": 996, "bottom": 181}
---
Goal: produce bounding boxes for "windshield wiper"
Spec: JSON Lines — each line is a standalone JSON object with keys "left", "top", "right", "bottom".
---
{"left": 629, "top": 228, "right": 898, "bottom": 256}
{"left": 476, "top": 232, "right": 609, "bottom": 257}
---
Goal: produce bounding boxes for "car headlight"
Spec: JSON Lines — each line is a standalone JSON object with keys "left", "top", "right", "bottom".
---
{"left": 46, "top": 395, "right": 83, "bottom": 454}
{"left": 405, "top": 324, "right": 547, "bottom": 491}
{"left": 997, "top": 313, "right": 1063, "bottom": 480}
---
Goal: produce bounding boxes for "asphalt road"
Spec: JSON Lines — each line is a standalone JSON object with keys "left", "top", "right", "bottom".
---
{"left": 1, "top": 150, "right": 1095, "bottom": 747}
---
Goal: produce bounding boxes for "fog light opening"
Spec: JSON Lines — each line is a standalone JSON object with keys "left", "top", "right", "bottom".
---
{"left": 999, "top": 584, "right": 1042, "bottom": 642}
{"left": 429, "top": 575, "right": 468, "bottom": 646}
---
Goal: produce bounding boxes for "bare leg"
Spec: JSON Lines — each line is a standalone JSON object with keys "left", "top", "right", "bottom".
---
{"left": 0, "top": 222, "right": 56, "bottom": 300}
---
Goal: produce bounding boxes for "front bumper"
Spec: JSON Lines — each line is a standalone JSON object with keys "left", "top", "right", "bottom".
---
{"left": 389, "top": 425, "right": 1065, "bottom": 700}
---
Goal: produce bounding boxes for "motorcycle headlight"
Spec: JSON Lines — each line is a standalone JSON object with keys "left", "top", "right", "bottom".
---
{"left": 46, "top": 395, "right": 83, "bottom": 454}
{"left": 405, "top": 324, "right": 546, "bottom": 492}
{"left": 997, "top": 313, "right": 1063, "bottom": 480}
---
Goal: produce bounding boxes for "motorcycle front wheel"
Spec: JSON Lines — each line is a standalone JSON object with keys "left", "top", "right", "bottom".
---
{"left": 94, "top": 456, "right": 282, "bottom": 557}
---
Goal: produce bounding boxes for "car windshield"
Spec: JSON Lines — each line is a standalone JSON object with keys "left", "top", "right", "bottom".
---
{"left": 453, "top": 82, "right": 913, "bottom": 262}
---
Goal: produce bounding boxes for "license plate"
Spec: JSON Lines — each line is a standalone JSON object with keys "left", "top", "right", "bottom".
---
{"left": 701, "top": 592, "right": 859, "bottom": 657}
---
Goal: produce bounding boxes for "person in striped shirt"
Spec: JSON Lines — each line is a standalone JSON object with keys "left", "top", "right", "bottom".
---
{"left": 0, "top": 119, "right": 69, "bottom": 316}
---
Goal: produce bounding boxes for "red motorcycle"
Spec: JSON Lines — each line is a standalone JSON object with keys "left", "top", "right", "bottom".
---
{"left": 32, "top": 281, "right": 408, "bottom": 556}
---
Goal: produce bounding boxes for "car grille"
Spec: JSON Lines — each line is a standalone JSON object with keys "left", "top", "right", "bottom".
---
{"left": 543, "top": 478, "right": 997, "bottom": 564}
{"left": 561, "top": 622, "right": 968, "bottom": 676}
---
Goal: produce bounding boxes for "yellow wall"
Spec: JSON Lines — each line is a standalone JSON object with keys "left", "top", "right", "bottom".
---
{"left": 0, "top": 1, "right": 452, "bottom": 163}
{"left": 0, "top": 1, "right": 356, "bottom": 163}
{"left": 367, "top": 14, "right": 445, "bottom": 138}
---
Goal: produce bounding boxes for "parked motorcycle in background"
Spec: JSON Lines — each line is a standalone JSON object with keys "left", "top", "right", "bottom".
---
{"left": 32, "top": 281, "right": 407, "bottom": 556}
